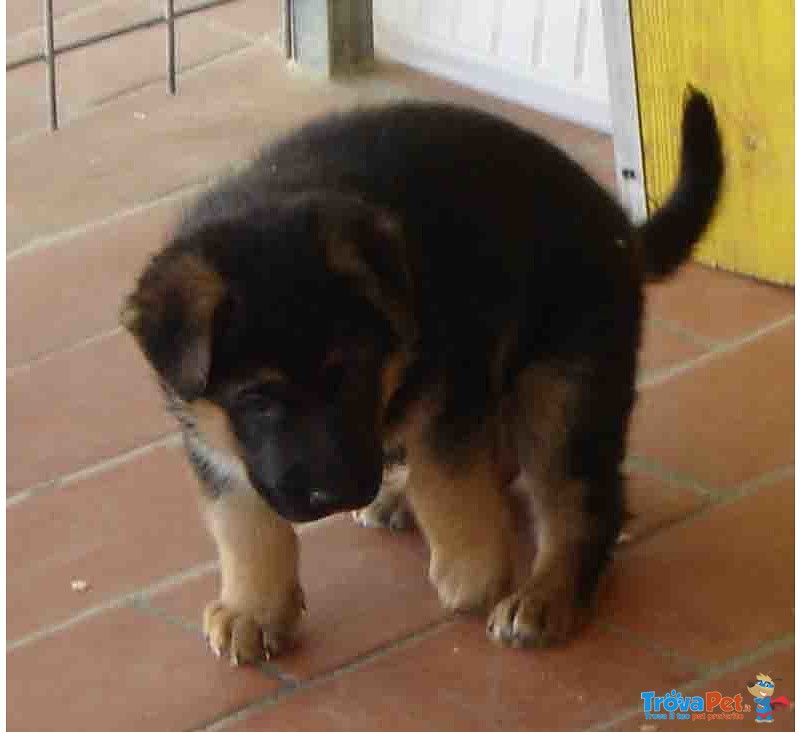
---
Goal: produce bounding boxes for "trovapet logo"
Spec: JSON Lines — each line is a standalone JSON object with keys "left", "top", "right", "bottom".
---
{"left": 641, "top": 689, "right": 749, "bottom": 722}
{"left": 641, "top": 677, "right": 792, "bottom": 723}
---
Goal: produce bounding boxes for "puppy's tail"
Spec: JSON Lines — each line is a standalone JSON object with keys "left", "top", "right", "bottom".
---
{"left": 636, "top": 87, "right": 724, "bottom": 282}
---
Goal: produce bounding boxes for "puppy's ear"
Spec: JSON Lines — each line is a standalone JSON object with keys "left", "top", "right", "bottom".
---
{"left": 323, "top": 198, "right": 417, "bottom": 346}
{"left": 120, "top": 252, "right": 224, "bottom": 399}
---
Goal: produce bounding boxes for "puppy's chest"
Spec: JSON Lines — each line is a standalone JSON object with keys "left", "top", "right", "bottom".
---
{"left": 166, "top": 390, "right": 249, "bottom": 495}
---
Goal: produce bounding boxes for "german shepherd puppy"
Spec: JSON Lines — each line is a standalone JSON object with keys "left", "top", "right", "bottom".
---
{"left": 121, "top": 89, "right": 723, "bottom": 664}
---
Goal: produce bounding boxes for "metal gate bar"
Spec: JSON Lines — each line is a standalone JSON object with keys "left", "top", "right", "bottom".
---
{"left": 43, "top": 0, "right": 57, "bottom": 129}
{"left": 166, "top": 0, "right": 176, "bottom": 95}
{"left": 11, "top": 0, "right": 241, "bottom": 130}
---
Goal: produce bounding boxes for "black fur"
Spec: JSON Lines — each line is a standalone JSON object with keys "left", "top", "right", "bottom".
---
{"left": 125, "top": 90, "right": 723, "bottom": 572}
{"left": 638, "top": 87, "right": 724, "bottom": 279}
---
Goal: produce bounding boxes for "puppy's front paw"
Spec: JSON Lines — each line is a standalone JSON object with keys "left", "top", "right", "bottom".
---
{"left": 486, "top": 575, "right": 584, "bottom": 648}
{"left": 202, "top": 587, "right": 304, "bottom": 665}
{"left": 430, "top": 547, "right": 511, "bottom": 614}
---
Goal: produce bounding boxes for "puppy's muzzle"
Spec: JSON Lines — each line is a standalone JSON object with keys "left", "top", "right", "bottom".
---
{"left": 251, "top": 459, "right": 381, "bottom": 523}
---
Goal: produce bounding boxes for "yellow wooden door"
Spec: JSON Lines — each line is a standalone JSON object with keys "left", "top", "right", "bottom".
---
{"left": 630, "top": 0, "right": 794, "bottom": 285}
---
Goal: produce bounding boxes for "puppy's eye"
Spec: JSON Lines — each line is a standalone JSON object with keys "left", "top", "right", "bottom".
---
{"left": 234, "top": 389, "right": 288, "bottom": 425}
{"left": 254, "top": 401, "right": 287, "bottom": 423}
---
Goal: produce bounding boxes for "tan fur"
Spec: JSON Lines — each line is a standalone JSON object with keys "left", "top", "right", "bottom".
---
{"left": 189, "top": 394, "right": 302, "bottom": 665}
{"left": 404, "top": 435, "right": 514, "bottom": 613}
{"left": 187, "top": 367, "right": 286, "bottom": 460}
{"left": 353, "top": 351, "right": 414, "bottom": 530}
{"left": 325, "top": 230, "right": 416, "bottom": 345}
{"left": 380, "top": 351, "right": 408, "bottom": 413}
{"left": 192, "top": 400, "right": 241, "bottom": 459}
{"left": 487, "top": 363, "right": 588, "bottom": 646}
{"left": 513, "top": 364, "right": 586, "bottom": 572}
{"left": 201, "top": 481, "right": 303, "bottom": 664}
{"left": 121, "top": 253, "right": 226, "bottom": 394}
{"left": 124, "top": 253, "right": 224, "bottom": 336}
{"left": 177, "top": 254, "right": 226, "bottom": 323}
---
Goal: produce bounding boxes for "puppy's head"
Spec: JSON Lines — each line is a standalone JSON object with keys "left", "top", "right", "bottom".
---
{"left": 122, "top": 192, "right": 415, "bottom": 522}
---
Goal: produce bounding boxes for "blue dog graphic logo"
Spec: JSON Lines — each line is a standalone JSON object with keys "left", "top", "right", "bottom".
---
{"left": 746, "top": 674, "right": 791, "bottom": 723}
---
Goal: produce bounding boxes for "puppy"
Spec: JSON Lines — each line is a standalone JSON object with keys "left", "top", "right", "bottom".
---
{"left": 121, "top": 89, "right": 723, "bottom": 664}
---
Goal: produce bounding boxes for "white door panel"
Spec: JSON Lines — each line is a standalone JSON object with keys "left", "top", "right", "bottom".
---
{"left": 374, "top": 0, "right": 611, "bottom": 131}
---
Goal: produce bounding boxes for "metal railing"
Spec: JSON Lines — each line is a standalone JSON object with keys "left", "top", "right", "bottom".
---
{"left": 8, "top": 0, "right": 242, "bottom": 130}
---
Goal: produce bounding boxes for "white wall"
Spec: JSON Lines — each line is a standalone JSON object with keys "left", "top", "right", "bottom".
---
{"left": 374, "top": 0, "right": 612, "bottom": 131}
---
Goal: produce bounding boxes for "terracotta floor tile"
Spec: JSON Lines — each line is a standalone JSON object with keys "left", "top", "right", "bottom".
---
{"left": 702, "top": 648, "right": 795, "bottom": 729}
{"left": 7, "top": 10, "right": 247, "bottom": 140}
{"left": 614, "top": 647, "right": 795, "bottom": 731}
{"left": 7, "top": 0, "right": 155, "bottom": 66}
{"left": 7, "top": 13, "right": 793, "bottom": 730}
{"left": 7, "top": 45, "right": 372, "bottom": 249}
{"left": 150, "top": 514, "right": 444, "bottom": 679}
{"left": 376, "top": 60, "right": 611, "bottom": 149}
{"left": 6, "top": 63, "right": 49, "bottom": 139}
{"left": 7, "top": 331, "right": 173, "bottom": 494}
{"left": 621, "top": 471, "right": 707, "bottom": 544}
{"left": 7, "top": 0, "right": 96, "bottom": 38}
{"left": 8, "top": 196, "right": 186, "bottom": 367}
{"left": 7, "top": 443, "right": 214, "bottom": 642}
{"left": 638, "top": 319, "right": 708, "bottom": 376}
{"left": 150, "top": 475, "right": 707, "bottom": 681}
{"left": 629, "top": 323, "right": 794, "bottom": 490}
{"left": 646, "top": 264, "right": 794, "bottom": 343}
{"left": 195, "top": 0, "right": 282, "bottom": 43}
{"left": 578, "top": 141, "right": 618, "bottom": 193}
{"left": 600, "top": 478, "right": 794, "bottom": 666}
{"left": 8, "top": 49, "right": 614, "bottom": 251}
{"left": 229, "top": 620, "right": 692, "bottom": 731}
{"left": 7, "top": 606, "right": 281, "bottom": 732}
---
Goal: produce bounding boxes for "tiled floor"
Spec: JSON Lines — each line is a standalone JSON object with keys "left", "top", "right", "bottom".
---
{"left": 7, "top": 1, "right": 795, "bottom": 730}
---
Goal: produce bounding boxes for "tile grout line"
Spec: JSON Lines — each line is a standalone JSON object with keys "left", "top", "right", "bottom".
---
{"left": 638, "top": 314, "right": 795, "bottom": 390}
{"left": 190, "top": 619, "right": 453, "bottom": 732}
{"left": 7, "top": 326, "right": 124, "bottom": 375}
{"left": 87, "top": 32, "right": 255, "bottom": 109}
{"left": 596, "top": 621, "right": 706, "bottom": 675}
{"left": 645, "top": 315, "right": 721, "bottom": 349}
{"left": 614, "top": 462, "right": 793, "bottom": 552}
{"left": 6, "top": 559, "right": 219, "bottom": 653}
{"left": 6, "top": 322, "right": 790, "bottom": 513}
{"left": 4, "top": 516, "right": 377, "bottom": 651}
{"left": 7, "top": 181, "right": 204, "bottom": 262}
{"left": 6, "top": 431, "right": 181, "bottom": 509}
{"left": 604, "top": 479, "right": 781, "bottom": 661}
{"left": 197, "top": 14, "right": 269, "bottom": 46}
{"left": 131, "top": 598, "right": 297, "bottom": 685}
{"left": 681, "top": 634, "right": 795, "bottom": 690}
{"left": 6, "top": 0, "right": 126, "bottom": 50}
{"left": 623, "top": 454, "right": 714, "bottom": 498}
{"left": 585, "top": 634, "right": 795, "bottom": 732}
{"left": 706, "top": 463, "right": 795, "bottom": 504}
{"left": 7, "top": 37, "right": 275, "bottom": 150}
{"left": 164, "top": 0, "right": 286, "bottom": 49}
{"left": 7, "top": 20, "right": 266, "bottom": 142}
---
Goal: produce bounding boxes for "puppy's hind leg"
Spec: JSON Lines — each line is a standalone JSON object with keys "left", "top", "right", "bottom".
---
{"left": 487, "top": 363, "right": 626, "bottom": 648}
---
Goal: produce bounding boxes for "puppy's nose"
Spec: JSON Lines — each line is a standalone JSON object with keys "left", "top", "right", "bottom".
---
{"left": 279, "top": 464, "right": 343, "bottom": 511}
